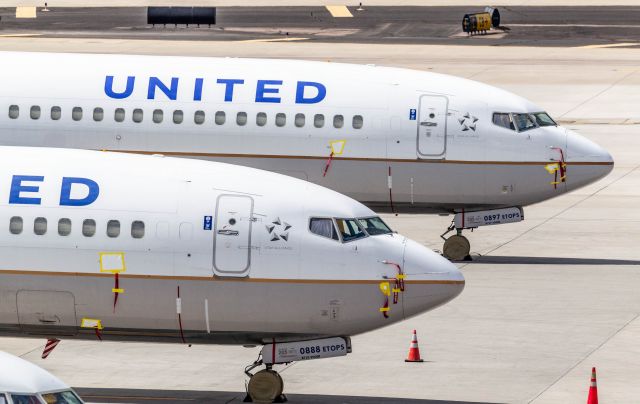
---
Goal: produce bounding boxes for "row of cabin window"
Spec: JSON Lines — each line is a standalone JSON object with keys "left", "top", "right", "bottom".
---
{"left": 9, "top": 216, "right": 145, "bottom": 238}
{"left": 7, "top": 105, "right": 364, "bottom": 129}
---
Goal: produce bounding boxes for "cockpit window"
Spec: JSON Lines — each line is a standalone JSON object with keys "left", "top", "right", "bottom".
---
{"left": 335, "top": 218, "right": 367, "bottom": 242}
{"left": 492, "top": 113, "right": 515, "bottom": 130}
{"left": 10, "top": 395, "right": 40, "bottom": 404}
{"left": 41, "top": 390, "right": 83, "bottom": 404}
{"left": 533, "top": 112, "right": 557, "bottom": 127}
{"left": 309, "top": 218, "right": 339, "bottom": 241}
{"left": 357, "top": 217, "right": 392, "bottom": 236}
{"left": 512, "top": 113, "right": 537, "bottom": 132}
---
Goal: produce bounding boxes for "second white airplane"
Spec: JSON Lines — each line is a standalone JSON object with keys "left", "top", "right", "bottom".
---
{"left": 0, "top": 52, "right": 613, "bottom": 258}
{"left": 0, "top": 146, "right": 463, "bottom": 402}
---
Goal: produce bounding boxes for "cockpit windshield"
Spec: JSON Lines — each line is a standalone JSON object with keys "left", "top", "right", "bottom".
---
{"left": 512, "top": 113, "right": 537, "bottom": 132}
{"left": 532, "top": 112, "right": 557, "bottom": 127}
{"left": 309, "top": 216, "right": 392, "bottom": 242}
{"left": 357, "top": 217, "right": 393, "bottom": 235}
{"left": 492, "top": 111, "right": 557, "bottom": 132}
{"left": 335, "top": 218, "right": 367, "bottom": 242}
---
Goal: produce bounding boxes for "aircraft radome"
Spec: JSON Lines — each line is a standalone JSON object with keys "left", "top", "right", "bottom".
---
{"left": 0, "top": 52, "right": 614, "bottom": 259}
{"left": 0, "top": 146, "right": 464, "bottom": 402}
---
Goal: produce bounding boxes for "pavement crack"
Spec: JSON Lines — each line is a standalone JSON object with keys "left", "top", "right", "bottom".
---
{"left": 527, "top": 311, "right": 640, "bottom": 403}
{"left": 18, "top": 343, "right": 47, "bottom": 359}
{"left": 559, "top": 68, "right": 638, "bottom": 118}
{"left": 478, "top": 164, "right": 640, "bottom": 258}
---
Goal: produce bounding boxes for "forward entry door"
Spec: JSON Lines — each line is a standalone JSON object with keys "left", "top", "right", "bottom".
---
{"left": 213, "top": 195, "right": 254, "bottom": 277}
{"left": 417, "top": 95, "right": 448, "bottom": 158}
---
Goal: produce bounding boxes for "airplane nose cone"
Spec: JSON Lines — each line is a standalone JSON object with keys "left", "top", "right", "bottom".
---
{"left": 402, "top": 239, "right": 464, "bottom": 319}
{"left": 565, "top": 128, "right": 614, "bottom": 190}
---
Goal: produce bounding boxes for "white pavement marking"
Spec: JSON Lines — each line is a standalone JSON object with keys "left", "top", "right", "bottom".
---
{"left": 236, "top": 37, "right": 309, "bottom": 43}
{"left": 325, "top": 5, "right": 353, "bottom": 18}
{"left": 578, "top": 42, "right": 640, "bottom": 49}
{"left": 0, "top": 0, "right": 637, "bottom": 5}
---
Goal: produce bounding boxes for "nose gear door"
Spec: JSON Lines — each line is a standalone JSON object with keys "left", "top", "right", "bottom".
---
{"left": 213, "top": 194, "right": 254, "bottom": 277}
{"left": 417, "top": 95, "right": 448, "bottom": 158}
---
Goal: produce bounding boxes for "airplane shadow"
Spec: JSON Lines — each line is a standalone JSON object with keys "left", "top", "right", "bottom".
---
{"left": 75, "top": 387, "right": 503, "bottom": 404}
{"left": 466, "top": 255, "right": 640, "bottom": 266}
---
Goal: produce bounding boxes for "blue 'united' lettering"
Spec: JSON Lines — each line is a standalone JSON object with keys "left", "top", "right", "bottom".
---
{"left": 104, "top": 76, "right": 327, "bottom": 104}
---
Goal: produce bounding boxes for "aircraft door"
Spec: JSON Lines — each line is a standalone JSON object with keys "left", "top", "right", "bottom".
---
{"left": 17, "top": 290, "right": 77, "bottom": 335}
{"left": 417, "top": 95, "right": 448, "bottom": 158}
{"left": 213, "top": 195, "right": 254, "bottom": 277}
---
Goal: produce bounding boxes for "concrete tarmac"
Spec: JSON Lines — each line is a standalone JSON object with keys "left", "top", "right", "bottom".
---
{"left": 0, "top": 6, "right": 640, "bottom": 46}
{"left": 0, "top": 19, "right": 639, "bottom": 404}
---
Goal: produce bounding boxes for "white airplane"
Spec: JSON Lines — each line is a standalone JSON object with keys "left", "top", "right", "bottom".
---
{"left": 0, "top": 52, "right": 613, "bottom": 259}
{"left": 0, "top": 146, "right": 464, "bottom": 402}
{"left": 0, "top": 351, "right": 85, "bottom": 404}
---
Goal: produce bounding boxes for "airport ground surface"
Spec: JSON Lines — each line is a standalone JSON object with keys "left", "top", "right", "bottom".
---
{"left": 1, "top": 9, "right": 640, "bottom": 404}
{"left": 0, "top": 5, "right": 640, "bottom": 47}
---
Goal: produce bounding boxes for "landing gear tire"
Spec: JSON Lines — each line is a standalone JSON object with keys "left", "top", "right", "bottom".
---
{"left": 443, "top": 235, "right": 470, "bottom": 261}
{"left": 246, "top": 369, "right": 286, "bottom": 403}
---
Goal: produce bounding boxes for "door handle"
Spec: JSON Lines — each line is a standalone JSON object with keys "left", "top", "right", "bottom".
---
{"left": 217, "top": 229, "right": 239, "bottom": 236}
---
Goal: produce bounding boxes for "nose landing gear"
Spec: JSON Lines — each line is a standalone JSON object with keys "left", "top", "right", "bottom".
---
{"left": 244, "top": 359, "right": 287, "bottom": 403}
{"left": 441, "top": 224, "right": 471, "bottom": 261}
{"left": 243, "top": 337, "right": 351, "bottom": 403}
{"left": 440, "top": 207, "right": 525, "bottom": 261}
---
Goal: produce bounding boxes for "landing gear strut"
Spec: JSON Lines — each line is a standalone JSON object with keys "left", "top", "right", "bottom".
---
{"left": 244, "top": 358, "right": 287, "bottom": 403}
{"left": 441, "top": 224, "right": 471, "bottom": 261}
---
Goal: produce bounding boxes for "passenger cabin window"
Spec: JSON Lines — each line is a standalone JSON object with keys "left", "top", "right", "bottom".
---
{"left": 353, "top": 115, "right": 363, "bottom": 129}
{"left": 153, "top": 109, "right": 163, "bottom": 123}
{"left": 335, "top": 218, "right": 366, "bottom": 242}
{"left": 107, "top": 220, "right": 120, "bottom": 238}
{"left": 72, "top": 107, "right": 82, "bottom": 121}
{"left": 173, "top": 110, "right": 183, "bottom": 124}
{"left": 275, "top": 113, "right": 286, "bottom": 127}
{"left": 133, "top": 108, "right": 143, "bottom": 123}
{"left": 30, "top": 106, "right": 40, "bottom": 120}
{"left": 513, "top": 113, "right": 537, "bottom": 132}
{"left": 492, "top": 113, "right": 515, "bottom": 130}
{"left": 314, "top": 114, "right": 324, "bottom": 128}
{"left": 82, "top": 219, "right": 96, "bottom": 237}
{"left": 51, "top": 106, "right": 61, "bottom": 120}
{"left": 34, "top": 217, "right": 47, "bottom": 235}
{"left": 114, "top": 108, "right": 125, "bottom": 122}
{"left": 309, "top": 218, "right": 339, "bottom": 241}
{"left": 333, "top": 115, "right": 344, "bottom": 128}
{"left": 58, "top": 218, "right": 72, "bottom": 236}
{"left": 194, "top": 110, "right": 205, "bottom": 125}
{"left": 9, "top": 216, "right": 23, "bottom": 234}
{"left": 215, "top": 111, "right": 226, "bottom": 125}
{"left": 295, "top": 113, "right": 305, "bottom": 127}
{"left": 256, "top": 112, "right": 267, "bottom": 126}
{"left": 131, "top": 220, "right": 145, "bottom": 238}
{"left": 357, "top": 217, "right": 392, "bottom": 236}
{"left": 8, "top": 105, "right": 19, "bottom": 119}
{"left": 236, "top": 112, "right": 247, "bottom": 126}
{"left": 93, "top": 107, "right": 104, "bottom": 122}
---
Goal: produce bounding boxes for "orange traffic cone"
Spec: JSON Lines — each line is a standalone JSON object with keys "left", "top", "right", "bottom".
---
{"left": 405, "top": 329, "right": 424, "bottom": 362}
{"left": 587, "top": 367, "right": 598, "bottom": 404}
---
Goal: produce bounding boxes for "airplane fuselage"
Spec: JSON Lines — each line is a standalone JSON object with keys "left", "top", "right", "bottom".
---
{"left": 0, "top": 52, "right": 613, "bottom": 213}
{"left": 0, "top": 147, "right": 463, "bottom": 345}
